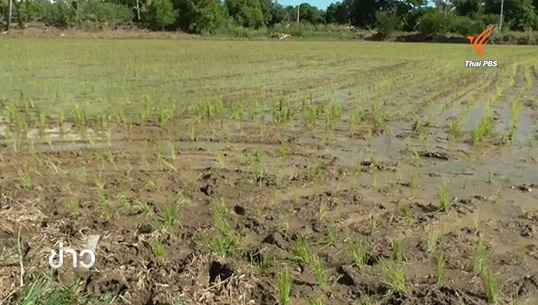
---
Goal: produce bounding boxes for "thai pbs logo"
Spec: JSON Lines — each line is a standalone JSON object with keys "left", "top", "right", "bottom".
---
{"left": 465, "top": 23, "right": 498, "bottom": 68}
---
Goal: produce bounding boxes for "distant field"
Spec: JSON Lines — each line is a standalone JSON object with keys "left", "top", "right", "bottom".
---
{"left": 1, "top": 40, "right": 535, "bottom": 112}
{"left": 0, "top": 40, "right": 537, "bottom": 305}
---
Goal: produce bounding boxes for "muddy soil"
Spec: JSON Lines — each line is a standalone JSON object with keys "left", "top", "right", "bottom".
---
{"left": 0, "top": 67, "right": 538, "bottom": 305}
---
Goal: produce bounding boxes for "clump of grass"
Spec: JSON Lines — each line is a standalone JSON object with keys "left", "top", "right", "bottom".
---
{"left": 427, "top": 227, "right": 443, "bottom": 253}
{"left": 325, "top": 224, "right": 338, "bottom": 247}
{"left": 481, "top": 267, "right": 500, "bottom": 304}
{"left": 17, "top": 167, "right": 33, "bottom": 190}
{"left": 400, "top": 203, "right": 412, "bottom": 219}
{"left": 391, "top": 239, "right": 406, "bottom": 262}
{"left": 470, "top": 241, "right": 489, "bottom": 273}
{"left": 379, "top": 259, "right": 407, "bottom": 295}
{"left": 277, "top": 268, "right": 292, "bottom": 305}
{"left": 272, "top": 99, "right": 292, "bottom": 125}
{"left": 67, "top": 200, "right": 81, "bottom": 217}
{"left": 438, "top": 182, "right": 450, "bottom": 212}
{"left": 408, "top": 172, "right": 419, "bottom": 188}
{"left": 436, "top": 255, "right": 446, "bottom": 285}
{"left": 447, "top": 119, "right": 462, "bottom": 140}
{"left": 309, "top": 298, "right": 324, "bottom": 305}
{"left": 15, "top": 271, "right": 91, "bottom": 304}
{"left": 348, "top": 107, "right": 365, "bottom": 137}
{"left": 137, "top": 200, "right": 152, "bottom": 215}
{"left": 325, "top": 102, "right": 342, "bottom": 128}
{"left": 472, "top": 103, "right": 494, "bottom": 144}
{"left": 161, "top": 199, "right": 180, "bottom": 230}
{"left": 248, "top": 150, "right": 267, "bottom": 185}
{"left": 256, "top": 252, "right": 275, "bottom": 275}
{"left": 347, "top": 237, "right": 371, "bottom": 267}
{"left": 502, "top": 99, "right": 520, "bottom": 144}
{"left": 311, "top": 253, "right": 327, "bottom": 287}
{"left": 369, "top": 214, "right": 379, "bottom": 234}
{"left": 292, "top": 238, "right": 312, "bottom": 265}
{"left": 412, "top": 117, "right": 425, "bottom": 135}
{"left": 200, "top": 201, "right": 241, "bottom": 258}
{"left": 152, "top": 240, "right": 166, "bottom": 260}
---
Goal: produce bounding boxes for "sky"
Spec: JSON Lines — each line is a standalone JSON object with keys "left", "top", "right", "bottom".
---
{"left": 278, "top": 0, "right": 334, "bottom": 9}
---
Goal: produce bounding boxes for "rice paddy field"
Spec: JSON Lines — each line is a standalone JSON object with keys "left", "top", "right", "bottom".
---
{"left": 0, "top": 39, "right": 537, "bottom": 305}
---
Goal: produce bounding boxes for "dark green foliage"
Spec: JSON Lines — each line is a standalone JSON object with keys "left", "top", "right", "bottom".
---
{"left": 375, "top": 11, "right": 401, "bottom": 38}
{"left": 142, "top": 0, "right": 177, "bottom": 30}
{"left": 325, "top": 2, "right": 346, "bottom": 24}
{"left": 1, "top": 0, "right": 537, "bottom": 37}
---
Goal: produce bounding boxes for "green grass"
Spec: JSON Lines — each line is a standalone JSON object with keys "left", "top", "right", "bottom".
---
{"left": 1, "top": 40, "right": 535, "bottom": 118}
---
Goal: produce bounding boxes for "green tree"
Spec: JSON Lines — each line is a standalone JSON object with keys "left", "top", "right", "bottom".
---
{"left": 143, "top": 0, "right": 177, "bottom": 30}
{"left": 268, "top": 2, "right": 290, "bottom": 25}
{"left": 298, "top": 3, "right": 324, "bottom": 24}
{"left": 239, "top": 6, "right": 264, "bottom": 28}
{"left": 417, "top": 10, "right": 451, "bottom": 36}
{"left": 454, "top": 0, "right": 482, "bottom": 16}
{"left": 174, "top": 0, "right": 228, "bottom": 34}
{"left": 343, "top": 0, "right": 395, "bottom": 28}
{"left": 325, "top": 2, "right": 346, "bottom": 24}
{"left": 375, "top": 10, "right": 401, "bottom": 37}
{"left": 225, "top": 0, "right": 265, "bottom": 26}
{"left": 485, "top": 0, "right": 538, "bottom": 30}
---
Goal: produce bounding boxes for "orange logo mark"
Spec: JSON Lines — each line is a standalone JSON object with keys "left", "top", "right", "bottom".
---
{"left": 467, "top": 24, "right": 498, "bottom": 59}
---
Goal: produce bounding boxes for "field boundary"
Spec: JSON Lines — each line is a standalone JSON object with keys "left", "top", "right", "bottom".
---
{"left": 2, "top": 25, "right": 538, "bottom": 45}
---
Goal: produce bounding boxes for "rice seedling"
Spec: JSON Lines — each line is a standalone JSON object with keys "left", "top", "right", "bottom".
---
{"left": 325, "top": 224, "right": 338, "bottom": 247}
{"left": 152, "top": 240, "right": 166, "bottom": 260}
{"left": 379, "top": 259, "right": 407, "bottom": 295}
{"left": 309, "top": 299, "right": 324, "bottom": 305}
{"left": 369, "top": 214, "right": 379, "bottom": 233}
{"left": 438, "top": 182, "right": 450, "bottom": 212}
{"left": 277, "top": 268, "right": 292, "bottom": 305}
{"left": 292, "top": 238, "right": 312, "bottom": 265}
{"left": 67, "top": 200, "right": 81, "bottom": 217}
{"left": 347, "top": 237, "right": 371, "bottom": 267}
{"left": 311, "top": 253, "right": 327, "bottom": 287}
{"left": 470, "top": 241, "right": 489, "bottom": 273}
{"left": 391, "top": 239, "right": 406, "bottom": 262}
{"left": 472, "top": 103, "right": 494, "bottom": 144}
{"left": 137, "top": 201, "right": 152, "bottom": 215}
{"left": 447, "top": 119, "right": 462, "bottom": 140}
{"left": 199, "top": 201, "right": 241, "bottom": 258}
{"left": 255, "top": 252, "right": 275, "bottom": 275}
{"left": 481, "top": 267, "right": 500, "bottom": 304}
{"left": 408, "top": 172, "right": 419, "bottom": 188}
{"left": 502, "top": 98, "right": 520, "bottom": 144}
{"left": 436, "top": 255, "right": 446, "bottom": 285}
{"left": 400, "top": 203, "right": 412, "bottom": 219}
{"left": 427, "top": 227, "right": 443, "bottom": 254}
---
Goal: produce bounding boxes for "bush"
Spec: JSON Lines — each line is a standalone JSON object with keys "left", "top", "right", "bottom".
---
{"left": 142, "top": 0, "right": 177, "bottom": 30}
{"left": 40, "top": 0, "right": 133, "bottom": 28}
{"left": 82, "top": 1, "right": 134, "bottom": 28}
{"left": 375, "top": 11, "right": 401, "bottom": 38}
{"left": 239, "top": 7, "right": 264, "bottom": 29}
{"left": 448, "top": 15, "right": 483, "bottom": 35}
{"left": 418, "top": 11, "right": 451, "bottom": 36}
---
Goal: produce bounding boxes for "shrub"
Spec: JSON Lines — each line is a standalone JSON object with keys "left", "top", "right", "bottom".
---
{"left": 375, "top": 11, "right": 402, "bottom": 38}
{"left": 418, "top": 11, "right": 451, "bottom": 36}
{"left": 142, "top": 0, "right": 177, "bottom": 30}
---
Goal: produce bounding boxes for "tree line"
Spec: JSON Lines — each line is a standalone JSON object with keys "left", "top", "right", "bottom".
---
{"left": 1, "top": 0, "right": 537, "bottom": 36}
